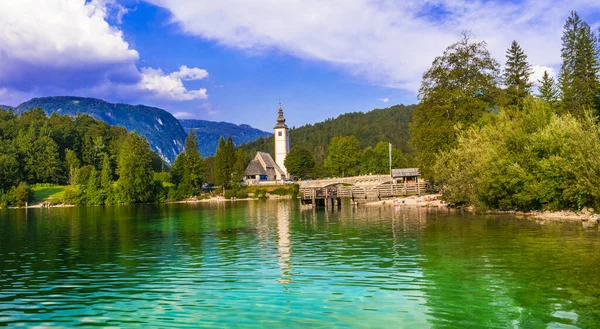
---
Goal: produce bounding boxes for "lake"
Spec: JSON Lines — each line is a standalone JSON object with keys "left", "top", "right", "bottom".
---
{"left": 1, "top": 201, "right": 599, "bottom": 328}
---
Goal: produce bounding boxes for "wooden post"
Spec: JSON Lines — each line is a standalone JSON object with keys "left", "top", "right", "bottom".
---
{"left": 417, "top": 176, "right": 421, "bottom": 195}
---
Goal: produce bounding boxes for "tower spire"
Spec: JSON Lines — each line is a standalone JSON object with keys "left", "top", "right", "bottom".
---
{"left": 274, "top": 103, "right": 287, "bottom": 129}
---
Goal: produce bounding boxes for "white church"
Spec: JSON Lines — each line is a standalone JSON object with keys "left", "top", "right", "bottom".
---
{"left": 243, "top": 105, "right": 290, "bottom": 184}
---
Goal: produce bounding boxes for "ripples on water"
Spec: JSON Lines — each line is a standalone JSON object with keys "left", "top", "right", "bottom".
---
{"left": 1, "top": 201, "right": 599, "bottom": 328}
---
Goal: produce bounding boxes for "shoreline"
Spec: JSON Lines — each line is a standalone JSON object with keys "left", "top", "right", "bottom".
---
{"left": 6, "top": 195, "right": 600, "bottom": 226}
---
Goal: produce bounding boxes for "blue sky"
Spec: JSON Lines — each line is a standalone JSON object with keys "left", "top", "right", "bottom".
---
{"left": 1, "top": 1, "right": 600, "bottom": 131}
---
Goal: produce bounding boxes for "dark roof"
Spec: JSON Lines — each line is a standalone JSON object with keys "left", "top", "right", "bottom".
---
{"left": 245, "top": 160, "right": 267, "bottom": 175}
{"left": 391, "top": 168, "right": 420, "bottom": 178}
{"left": 274, "top": 106, "right": 288, "bottom": 129}
{"left": 257, "top": 152, "right": 277, "bottom": 168}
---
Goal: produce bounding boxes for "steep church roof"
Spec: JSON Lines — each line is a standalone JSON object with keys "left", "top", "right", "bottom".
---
{"left": 244, "top": 160, "right": 267, "bottom": 175}
{"left": 245, "top": 152, "right": 285, "bottom": 178}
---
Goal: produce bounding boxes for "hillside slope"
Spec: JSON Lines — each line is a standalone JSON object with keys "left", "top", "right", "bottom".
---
{"left": 179, "top": 119, "right": 271, "bottom": 156}
{"left": 239, "top": 104, "right": 416, "bottom": 171}
{"left": 14, "top": 96, "right": 187, "bottom": 163}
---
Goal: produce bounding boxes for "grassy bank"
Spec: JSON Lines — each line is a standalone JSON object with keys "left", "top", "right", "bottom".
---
{"left": 31, "top": 185, "right": 68, "bottom": 204}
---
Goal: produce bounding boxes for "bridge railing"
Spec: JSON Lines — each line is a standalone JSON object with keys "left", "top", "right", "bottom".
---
{"left": 300, "top": 182, "right": 426, "bottom": 201}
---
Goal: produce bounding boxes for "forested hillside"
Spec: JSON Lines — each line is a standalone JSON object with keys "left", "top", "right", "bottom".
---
{"left": 0, "top": 108, "right": 168, "bottom": 206}
{"left": 238, "top": 104, "right": 416, "bottom": 175}
{"left": 13, "top": 97, "right": 187, "bottom": 164}
{"left": 180, "top": 119, "right": 270, "bottom": 157}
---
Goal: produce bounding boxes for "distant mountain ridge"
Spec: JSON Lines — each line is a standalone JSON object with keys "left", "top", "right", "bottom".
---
{"left": 0, "top": 105, "right": 12, "bottom": 110}
{"left": 179, "top": 119, "right": 271, "bottom": 157}
{"left": 14, "top": 97, "right": 187, "bottom": 163}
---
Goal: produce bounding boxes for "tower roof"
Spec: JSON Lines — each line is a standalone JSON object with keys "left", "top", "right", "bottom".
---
{"left": 274, "top": 103, "right": 288, "bottom": 129}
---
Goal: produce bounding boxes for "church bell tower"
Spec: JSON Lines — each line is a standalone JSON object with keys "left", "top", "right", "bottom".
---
{"left": 274, "top": 104, "right": 289, "bottom": 179}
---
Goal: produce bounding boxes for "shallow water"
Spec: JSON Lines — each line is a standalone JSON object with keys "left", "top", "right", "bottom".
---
{"left": 1, "top": 201, "right": 599, "bottom": 328}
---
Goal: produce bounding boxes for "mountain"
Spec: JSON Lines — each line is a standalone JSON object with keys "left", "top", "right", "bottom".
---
{"left": 238, "top": 104, "right": 417, "bottom": 173}
{"left": 0, "top": 105, "right": 12, "bottom": 110}
{"left": 179, "top": 119, "right": 271, "bottom": 157}
{"left": 14, "top": 96, "right": 186, "bottom": 163}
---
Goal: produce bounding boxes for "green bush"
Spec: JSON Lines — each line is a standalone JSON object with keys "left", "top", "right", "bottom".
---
{"left": 436, "top": 99, "right": 600, "bottom": 211}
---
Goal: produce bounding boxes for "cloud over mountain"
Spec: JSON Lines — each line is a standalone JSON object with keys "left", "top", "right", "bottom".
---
{"left": 0, "top": 0, "right": 208, "bottom": 104}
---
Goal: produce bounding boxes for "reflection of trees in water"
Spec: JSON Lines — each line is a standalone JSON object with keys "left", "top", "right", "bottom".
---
{"left": 418, "top": 216, "right": 600, "bottom": 328}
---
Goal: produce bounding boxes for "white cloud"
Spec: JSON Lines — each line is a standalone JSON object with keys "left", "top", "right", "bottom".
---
{"left": 146, "top": 0, "right": 600, "bottom": 93}
{"left": 0, "top": 1, "right": 209, "bottom": 104}
{"left": 379, "top": 97, "right": 390, "bottom": 103}
{"left": 171, "top": 65, "right": 209, "bottom": 81}
{"left": 139, "top": 66, "right": 209, "bottom": 101}
{"left": 0, "top": 0, "right": 138, "bottom": 82}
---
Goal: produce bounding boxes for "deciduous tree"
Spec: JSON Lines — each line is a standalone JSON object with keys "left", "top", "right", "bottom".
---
{"left": 410, "top": 32, "right": 500, "bottom": 178}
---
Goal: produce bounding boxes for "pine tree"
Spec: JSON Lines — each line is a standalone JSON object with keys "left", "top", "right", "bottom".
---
{"left": 233, "top": 149, "right": 248, "bottom": 182}
{"left": 33, "top": 136, "right": 62, "bottom": 184}
{"left": 559, "top": 11, "right": 600, "bottom": 116}
{"left": 213, "top": 136, "right": 228, "bottom": 187}
{"left": 86, "top": 168, "right": 103, "bottom": 205}
{"left": 117, "top": 132, "right": 155, "bottom": 203}
{"left": 182, "top": 129, "right": 206, "bottom": 193}
{"left": 504, "top": 40, "right": 533, "bottom": 109}
{"left": 538, "top": 70, "right": 559, "bottom": 103}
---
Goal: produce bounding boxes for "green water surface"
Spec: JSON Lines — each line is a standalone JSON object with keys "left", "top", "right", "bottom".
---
{"left": 1, "top": 201, "right": 599, "bottom": 328}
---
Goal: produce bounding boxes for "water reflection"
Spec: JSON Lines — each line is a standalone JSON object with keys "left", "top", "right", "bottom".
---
{"left": 276, "top": 201, "right": 292, "bottom": 284}
{"left": 0, "top": 202, "right": 599, "bottom": 328}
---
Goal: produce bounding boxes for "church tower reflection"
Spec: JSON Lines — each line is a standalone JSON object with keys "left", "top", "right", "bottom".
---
{"left": 277, "top": 201, "right": 293, "bottom": 284}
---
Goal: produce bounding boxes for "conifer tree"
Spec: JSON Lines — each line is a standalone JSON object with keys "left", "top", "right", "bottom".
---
{"left": 182, "top": 129, "right": 206, "bottom": 193}
{"left": 86, "top": 168, "right": 103, "bottom": 205}
{"left": 559, "top": 11, "right": 600, "bottom": 116}
{"left": 117, "top": 132, "right": 155, "bottom": 203}
{"left": 538, "top": 70, "right": 559, "bottom": 103}
{"left": 504, "top": 40, "right": 533, "bottom": 109}
{"left": 213, "top": 136, "right": 229, "bottom": 186}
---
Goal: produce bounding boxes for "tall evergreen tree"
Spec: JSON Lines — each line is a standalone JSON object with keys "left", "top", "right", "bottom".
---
{"left": 410, "top": 32, "right": 500, "bottom": 178}
{"left": 213, "top": 136, "right": 228, "bottom": 187}
{"left": 33, "top": 136, "right": 62, "bottom": 184}
{"left": 182, "top": 129, "right": 206, "bottom": 193}
{"left": 86, "top": 168, "right": 103, "bottom": 205}
{"left": 559, "top": 11, "right": 600, "bottom": 116}
{"left": 538, "top": 70, "right": 559, "bottom": 103}
{"left": 233, "top": 149, "right": 249, "bottom": 182}
{"left": 117, "top": 132, "right": 155, "bottom": 203}
{"left": 504, "top": 40, "right": 533, "bottom": 109}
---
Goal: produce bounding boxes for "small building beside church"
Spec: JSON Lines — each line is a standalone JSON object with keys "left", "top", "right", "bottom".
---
{"left": 244, "top": 105, "right": 290, "bottom": 185}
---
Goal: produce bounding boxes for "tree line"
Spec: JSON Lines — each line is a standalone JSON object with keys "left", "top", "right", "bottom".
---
{"left": 412, "top": 11, "right": 600, "bottom": 211}
{"left": 0, "top": 108, "right": 166, "bottom": 206}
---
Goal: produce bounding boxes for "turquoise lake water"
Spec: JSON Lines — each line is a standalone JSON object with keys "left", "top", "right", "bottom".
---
{"left": 1, "top": 201, "right": 599, "bottom": 328}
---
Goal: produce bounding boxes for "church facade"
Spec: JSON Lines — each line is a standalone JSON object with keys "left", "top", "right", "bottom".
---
{"left": 244, "top": 105, "right": 290, "bottom": 185}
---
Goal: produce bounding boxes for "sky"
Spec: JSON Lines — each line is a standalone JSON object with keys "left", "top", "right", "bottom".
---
{"left": 1, "top": 1, "right": 600, "bottom": 131}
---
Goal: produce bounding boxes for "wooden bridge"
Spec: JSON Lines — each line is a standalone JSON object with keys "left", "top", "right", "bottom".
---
{"left": 298, "top": 175, "right": 425, "bottom": 207}
{"left": 297, "top": 175, "right": 393, "bottom": 188}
